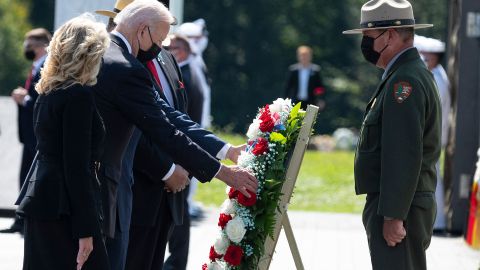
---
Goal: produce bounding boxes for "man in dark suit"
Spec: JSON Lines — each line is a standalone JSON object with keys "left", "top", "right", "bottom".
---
{"left": 1, "top": 28, "right": 51, "bottom": 235}
{"left": 285, "top": 45, "right": 326, "bottom": 110}
{"left": 92, "top": 1, "right": 256, "bottom": 269}
{"left": 160, "top": 34, "right": 204, "bottom": 270}
{"left": 126, "top": 38, "right": 217, "bottom": 270}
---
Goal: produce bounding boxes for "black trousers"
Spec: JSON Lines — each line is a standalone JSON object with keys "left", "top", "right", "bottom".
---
{"left": 362, "top": 193, "right": 436, "bottom": 270}
{"left": 125, "top": 195, "right": 174, "bottom": 270}
{"left": 163, "top": 195, "right": 190, "bottom": 270}
{"left": 23, "top": 217, "right": 109, "bottom": 270}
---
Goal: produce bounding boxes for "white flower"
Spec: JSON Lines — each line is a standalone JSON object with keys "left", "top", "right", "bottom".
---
{"left": 214, "top": 234, "right": 229, "bottom": 255}
{"left": 270, "top": 98, "right": 292, "bottom": 113}
{"left": 206, "top": 261, "right": 225, "bottom": 270}
{"left": 225, "top": 216, "right": 246, "bottom": 243}
{"left": 246, "top": 119, "right": 261, "bottom": 140}
{"left": 237, "top": 150, "right": 255, "bottom": 168}
{"left": 221, "top": 199, "right": 236, "bottom": 215}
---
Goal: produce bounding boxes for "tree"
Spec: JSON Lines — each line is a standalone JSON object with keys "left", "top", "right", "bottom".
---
{"left": 28, "top": 0, "right": 54, "bottom": 31}
{"left": 0, "top": 0, "right": 31, "bottom": 96}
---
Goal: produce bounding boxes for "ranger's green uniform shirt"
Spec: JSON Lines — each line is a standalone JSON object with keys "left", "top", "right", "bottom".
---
{"left": 354, "top": 48, "right": 441, "bottom": 220}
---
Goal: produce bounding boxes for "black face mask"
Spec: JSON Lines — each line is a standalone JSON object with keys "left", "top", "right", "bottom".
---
{"left": 24, "top": 50, "right": 36, "bottom": 61}
{"left": 361, "top": 30, "right": 388, "bottom": 65}
{"left": 137, "top": 27, "right": 161, "bottom": 63}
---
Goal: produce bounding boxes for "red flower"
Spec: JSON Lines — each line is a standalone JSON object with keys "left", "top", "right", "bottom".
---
{"left": 223, "top": 245, "right": 244, "bottom": 266}
{"left": 209, "top": 245, "right": 222, "bottom": 261}
{"left": 314, "top": 86, "right": 325, "bottom": 96}
{"left": 218, "top": 213, "right": 232, "bottom": 229}
{"left": 178, "top": 80, "right": 185, "bottom": 89}
{"left": 202, "top": 263, "right": 208, "bottom": 270}
{"left": 259, "top": 117, "right": 274, "bottom": 133}
{"left": 228, "top": 187, "right": 239, "bottom": 199}
{"left": 252, "top": 137, "right": 269, "bottom": 156}
{"left": 259, "top": 105, "right": 275, "bottom": 132}
{"left": 237, "top": 190, "right": 257, "bottom": 207}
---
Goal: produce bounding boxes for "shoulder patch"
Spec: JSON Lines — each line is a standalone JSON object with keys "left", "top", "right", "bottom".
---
{"left": 393, "top": 81, "right": 412, "bottom": 103}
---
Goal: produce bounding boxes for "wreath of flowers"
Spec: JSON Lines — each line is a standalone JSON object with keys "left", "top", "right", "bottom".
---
{"left": 203, "top": 98, "right": 305, "bottom": 270}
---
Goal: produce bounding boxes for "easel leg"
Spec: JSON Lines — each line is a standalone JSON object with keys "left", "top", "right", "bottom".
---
{"left": 282, "top": 213, "right": 305, "bottom": 270}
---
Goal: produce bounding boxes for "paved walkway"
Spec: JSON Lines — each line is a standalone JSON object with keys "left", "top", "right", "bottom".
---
{"left": 0, "top": 97, "right": 22, "bottom": 211}
{"left": 0, "top": 209, "right": 479, "bottom": 270}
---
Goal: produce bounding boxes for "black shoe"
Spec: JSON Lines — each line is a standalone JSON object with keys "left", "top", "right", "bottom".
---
{"left": 0, "top": 226, "right": 21, "bottom": 234}
{"left": 432, "top": 228, "right": 448, "bottom": 237}
{"left": 0, "top": 222, "right": 24, "bottom": 235}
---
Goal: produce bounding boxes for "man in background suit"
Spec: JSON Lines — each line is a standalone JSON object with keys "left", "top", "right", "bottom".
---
{"left": 161, "top": 34, "right": 204, "bottom": 270}
{"left": 93, "top": 1, "right": 256, "bottom": 269}
{"left": 285, "top": 45, "right": 326, "bottom": 110}
{"left": 168, "top": 34, "right": 204, "bottom": 123}
{"left": 1, "top": 28, "right": 51, "bottom": 235}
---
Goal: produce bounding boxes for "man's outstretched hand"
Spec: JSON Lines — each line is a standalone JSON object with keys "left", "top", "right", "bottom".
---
{"left": 226, "top": 144, "right": 247, "bottom": 164}
{"left": 216, "top": 165, "right": 257, "bottom": 197}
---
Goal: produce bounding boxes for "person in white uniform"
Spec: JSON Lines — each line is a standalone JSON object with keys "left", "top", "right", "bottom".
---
{"left": 415, "top": 35, "right": 451, "bottom": 234}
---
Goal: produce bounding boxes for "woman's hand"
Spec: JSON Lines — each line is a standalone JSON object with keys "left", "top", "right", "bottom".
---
{"left": 77, "top": 237, "right": 93, "bottom": 270}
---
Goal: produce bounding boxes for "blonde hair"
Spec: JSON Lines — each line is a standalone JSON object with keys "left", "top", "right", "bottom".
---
{"left": 36, "top": 14, "right": 110, "bottom": 94}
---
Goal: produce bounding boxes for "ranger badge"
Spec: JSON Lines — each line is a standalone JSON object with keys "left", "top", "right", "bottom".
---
{"left": 393, "top": 81, "right": 412, "bottom": 103}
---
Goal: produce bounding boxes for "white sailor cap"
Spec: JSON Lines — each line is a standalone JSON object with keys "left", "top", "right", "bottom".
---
{"left": 414, "top": 35, "right": 445, "bottom": 53}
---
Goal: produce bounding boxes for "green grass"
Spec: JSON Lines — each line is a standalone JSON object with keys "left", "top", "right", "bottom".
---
{"left": 194, "top": 132, "right": 365, "bottom": 214}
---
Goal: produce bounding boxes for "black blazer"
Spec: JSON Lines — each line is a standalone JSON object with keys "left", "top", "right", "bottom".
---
{"left": 93, "top": 34, "right": 221, "bottom": 237}
{"left": 17, "top": 60, "right": 43, "bottom": 147}
{"left": 16, "top": 84, "right": 105, "bottom": 238}
{"left": 181, "top": 62, "right": 204, "bottom": 124}
{"left": 131, "top": 50, "right": 221, "bottom": 227}
{"left": 285, "top": 63, "right": 325, "bottom": 106}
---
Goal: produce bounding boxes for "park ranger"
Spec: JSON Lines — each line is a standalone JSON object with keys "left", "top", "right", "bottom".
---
{"left": 343, "top": 0, "right": 441, "bottom": 269}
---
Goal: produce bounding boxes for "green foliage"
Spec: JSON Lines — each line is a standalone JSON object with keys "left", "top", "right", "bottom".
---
{"left": 184, "top": 0, "right": 449, "bottom": 134}
{"left": 0, "top": 0, "right": 31, "bottom": 95}
{"left": 196, "top": 150, "right": 364, "bottom": 213}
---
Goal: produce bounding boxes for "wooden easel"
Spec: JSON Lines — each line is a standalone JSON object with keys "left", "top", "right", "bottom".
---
{"left": 258, "top": 104, "right": 319, "bottom": 270}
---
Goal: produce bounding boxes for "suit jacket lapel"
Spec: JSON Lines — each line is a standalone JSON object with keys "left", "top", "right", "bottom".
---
{"left": 156, "top": 51, "right": 180, "bottom": 109}
{"left": 148, "top": 69, "right": 168, "bottom": 102}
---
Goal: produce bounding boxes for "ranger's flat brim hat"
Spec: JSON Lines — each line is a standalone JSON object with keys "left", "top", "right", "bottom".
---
{"left": 95, "top": 0, "right": 132, "bottom": 18}
{"left": 343, "top": 0, "right": 433, "bottom": 34}
{"left": 95, "top": 0, "right": 177, "bottom": 25}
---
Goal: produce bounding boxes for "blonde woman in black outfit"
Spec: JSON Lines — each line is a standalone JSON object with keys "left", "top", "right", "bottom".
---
{"left": 15, "top": 15, "right": 110, "bottom": 270}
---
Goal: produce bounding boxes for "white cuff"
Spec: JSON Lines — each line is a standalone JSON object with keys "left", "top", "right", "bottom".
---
{"left": 216, "top": 143, "right": 231, "bottom": 160}
{"left": 162, "top": 164, "right": 176, "bottom": 181}
{"left": 22, "top": 95, "right": 31, "bottom": 106}
{"left": 214, "top": 164, "right": 223, "bottom": 178}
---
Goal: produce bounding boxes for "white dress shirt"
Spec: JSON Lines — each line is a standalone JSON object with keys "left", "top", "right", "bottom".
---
{"left": 297, "top": 67, "right": 310, "bottom": 100}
